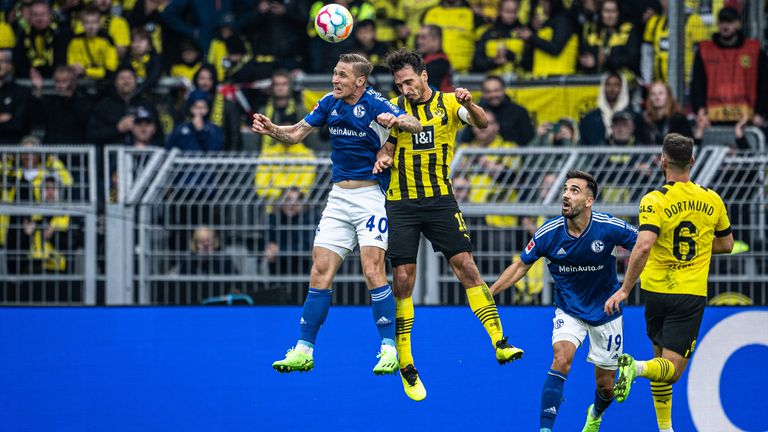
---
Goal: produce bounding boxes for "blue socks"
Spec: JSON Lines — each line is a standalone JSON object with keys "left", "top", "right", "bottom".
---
{"left": 296, "top": 285, "right": 395, "bottom": 350}
{"left": 540, "top": 369, "right": 567, "bottom": 430}
{"left": 370, "top": 284, "right": 395, "bottom": 346}
{"left": 593, "top": 388, "right": 614, "bottom": 418}
{"left": 297, "top": 288, "right": 332, "bottom": 346}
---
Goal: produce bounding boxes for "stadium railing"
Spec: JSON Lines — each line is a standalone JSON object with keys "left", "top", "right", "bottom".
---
{"left": 0, "top": 146, "right": 99, "bottom": 304}
{"left": 97, "top": 144, "right": 767, "bottom": 307}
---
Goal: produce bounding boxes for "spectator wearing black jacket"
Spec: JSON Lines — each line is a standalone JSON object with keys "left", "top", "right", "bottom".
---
{"left": 577, "top": 0, "right": 640, "bottom": 75}
{"left": 126, "top": 0, "right": 166, "bottom": 65}
{"left": 87, "top": 65, "right": 158, "bottom": 145}
{"left": 120, "top": 28, "right": 162, "bottom": 96}
{"left": 12, "top": 0, "right": 69, "bottom": 78}
{"left": 160, "top": 0, "right": 256, "bottom": 55}
{"left": 30, "top": 65, "right": 92, "bottom": 145}
{"left": 0, "top": 49, "right": 32, "bottom": 144}
{"left": 416, "top": 24, "right": 453, "bottom": 92}
{"left": 461, "top": 76, "right": 535, "bottom": 146}
{"left": 251, "top": 0, "right": 310, "bottom": 71}
{"left": 638, "top": 81, "right": 693, "bottom": 145}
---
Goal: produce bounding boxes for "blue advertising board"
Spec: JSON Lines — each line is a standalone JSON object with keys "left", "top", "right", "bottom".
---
{"left": 1, "top": 306, "right": 766, "bottom": 431}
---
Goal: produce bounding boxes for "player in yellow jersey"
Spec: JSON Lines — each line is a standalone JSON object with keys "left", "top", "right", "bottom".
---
{"left": 604, "top": 133, "right": 733, "bottom": 432}
{"left": 373, "top": 48, "right": 523, "bottom": 401}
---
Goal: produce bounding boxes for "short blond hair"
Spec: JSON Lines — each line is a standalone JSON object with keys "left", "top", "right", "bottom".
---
{"left": 338, "top": 53, "right": 373, "bottom": 78}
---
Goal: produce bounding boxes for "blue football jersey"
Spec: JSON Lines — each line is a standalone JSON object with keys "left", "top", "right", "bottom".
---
{"left": 520, "top": 212, "right": 638, "bottom": 325}
{"left": 304, "top": 87, "right": 403, "bottom": 185}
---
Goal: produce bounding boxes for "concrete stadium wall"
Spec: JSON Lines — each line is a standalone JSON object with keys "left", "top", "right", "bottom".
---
{"left": 1, "top": 306, "right": 766, "bottom": 431}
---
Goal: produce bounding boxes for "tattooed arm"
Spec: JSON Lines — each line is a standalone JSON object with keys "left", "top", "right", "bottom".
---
{"left": 376, "top": 112, "right": 423, "bottom": 134}
{"left": 395, "top": 114, "right": 423, "bottom": 134}
{"left": 252, "top": 114, "right": 317, "bottom": 143}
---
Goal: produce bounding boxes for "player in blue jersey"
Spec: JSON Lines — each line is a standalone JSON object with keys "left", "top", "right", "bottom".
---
{"left": 252, "top": 53, "right": 422, "bottom": 375}
{"left": 490, "top": 170, "right": 638, "bottom": 432}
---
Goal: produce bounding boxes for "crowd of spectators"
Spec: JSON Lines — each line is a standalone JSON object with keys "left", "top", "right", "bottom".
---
{"left": 0, "top": 0, "right": 765, "bottom": 151}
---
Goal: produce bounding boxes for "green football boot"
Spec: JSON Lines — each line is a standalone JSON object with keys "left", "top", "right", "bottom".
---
{"left": 615, "top": 354, "right": 637, "bottom": 402}
{"left": 495, "top": 337, "right": 524, "bottom": 365}
{"left": 373, "top": 349, "right": 399, "bottom": 375}
{"left": 272, "top": 347, "right": 314, "bottom": 373}
{"left": 582, "top": 404, "right": 603, "bottom": 432}
{"left": 400, "top": 364, "right": 427, "bottom": 401}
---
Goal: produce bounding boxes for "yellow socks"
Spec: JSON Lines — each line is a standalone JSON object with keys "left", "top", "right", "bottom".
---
{"left": 651, "top": 382, "right": 673, "bottom": 430}
{"left": 395, "top": 296, "right": 415, "bottom": 368}
{"left": 466, "top": 284, "right": 504, "bottom": 345}
{"left": 638, "top": 358, "right": 676, "bottom": 382}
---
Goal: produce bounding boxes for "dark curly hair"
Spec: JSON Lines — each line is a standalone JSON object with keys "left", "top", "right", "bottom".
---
{"left": 384, "top": 48, "right": 425, "bottom": 75}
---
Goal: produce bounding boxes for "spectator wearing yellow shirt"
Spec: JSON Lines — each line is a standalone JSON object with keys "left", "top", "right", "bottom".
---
{"left": 67, "top": 6, "right": 118, "bottom": 80}
{"left": 473, "top": 0, "right": 526, "bottom": 75}
{"left": 207, "top": 14, "right": 255, "bottom": 82}
{"left": 400, "top": 0, "right": 440, "bottom": 47}
{"left": 92, "top": 0, "right": 131, "bottom": 58}
{"left": 369, "top": 0, "right": 406, "bottom": 49}
{"left": 21, "top": 175, "right": 72, "bottom": 273}
{"left": 170, "top": 39, "right": 202, "bottom": 82}
{"left": 516, "top": 0, "right": 578, "bottom": 77}
{"left": 642, "top": 0, "right": 708, "bottom": 84}
{"left": 254, "top": 70, "right": 317, "bottom": 201}
{"left": 0, "top": 19, "right": 14, "bottom": 49}
{"left": 422, "top": 0, "right": 486, "bottom": 73}
{"left": 467, "top": 0, "right": 500, "bottom": 22}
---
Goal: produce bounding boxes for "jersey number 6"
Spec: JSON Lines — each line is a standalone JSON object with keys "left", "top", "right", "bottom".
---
{"left": 673, "top": 220, "right": 698, "bottom": 261}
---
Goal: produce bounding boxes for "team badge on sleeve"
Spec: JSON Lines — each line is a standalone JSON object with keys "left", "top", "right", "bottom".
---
{"left": 525, "top": 239, "right": 535, "bottom": 254}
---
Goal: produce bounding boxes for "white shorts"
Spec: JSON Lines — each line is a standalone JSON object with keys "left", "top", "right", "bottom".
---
{"left": 313, "top": 184, "right": 388, "bottom": 258}
{"left": 551, "top": 308, "right": 624, "bottom": 370}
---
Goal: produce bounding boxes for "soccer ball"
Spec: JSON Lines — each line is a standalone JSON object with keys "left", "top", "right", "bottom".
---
{"left": 314, "top": 4, "right": 354, "bottom": 43}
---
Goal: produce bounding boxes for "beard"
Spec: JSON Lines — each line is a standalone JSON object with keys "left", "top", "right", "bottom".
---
{"left": 561, "top": 201, "right": 579, "bottom": 219}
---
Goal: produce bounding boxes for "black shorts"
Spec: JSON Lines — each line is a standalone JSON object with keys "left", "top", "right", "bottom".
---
{"left": 385, "top": 195, "right": 472, "bottom": 266}
{"left": 644, "top": 290, "right": 707, "bottom": 358}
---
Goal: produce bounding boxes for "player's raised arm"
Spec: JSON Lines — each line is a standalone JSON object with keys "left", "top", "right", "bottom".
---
{"left": 490, "top": 259, "right": 533, "bottom": 295}
{"left": 604, "top": 229, "right": 657, "bottom": 315}
{"left": 376, "top": 112, "right": 422, "bottom": 133}
{"left": 252, "top": 114, "right": 316, "bottom": 144}
{"left": 455, "top": 87, "right": 488, "bottom": 129}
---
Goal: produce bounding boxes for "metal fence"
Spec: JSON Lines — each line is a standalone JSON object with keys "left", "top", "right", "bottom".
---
{"left": 1, "top": 142, "right": 765, "bottom": 307}
{"left": 0, "top": 146, "right": 98, "bottom": 304}
{"left": 93, "top": 142, "right": 768, "bottom": 307}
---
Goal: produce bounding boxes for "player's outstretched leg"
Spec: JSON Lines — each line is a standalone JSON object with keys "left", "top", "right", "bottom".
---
{"left": 395, "top": 296, "right": 426, "bottom": 400}
{"left": 615, "top": 354, "right": 676, "bottom": 403}
{"left": 370, "top": 284, "right": 399, "bottom": 375}
{"left": 540, "top": 369, "right": 567, "bottom": 432}
{"left": 614, "top": 354, "right": 637, "bottom": 402}
{"left": 466, "top": 283, "right": 524, "bottom": 364}
{"left": 273, "top": 288, "right": 332, "bottom": 373}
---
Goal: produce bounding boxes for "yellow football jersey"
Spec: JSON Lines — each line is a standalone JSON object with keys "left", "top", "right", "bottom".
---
{"left": 386, "top": 91, "right": 467, "bottom": 201}
{"left": 638, "top": 181, "right": 731, "bottom": 297}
